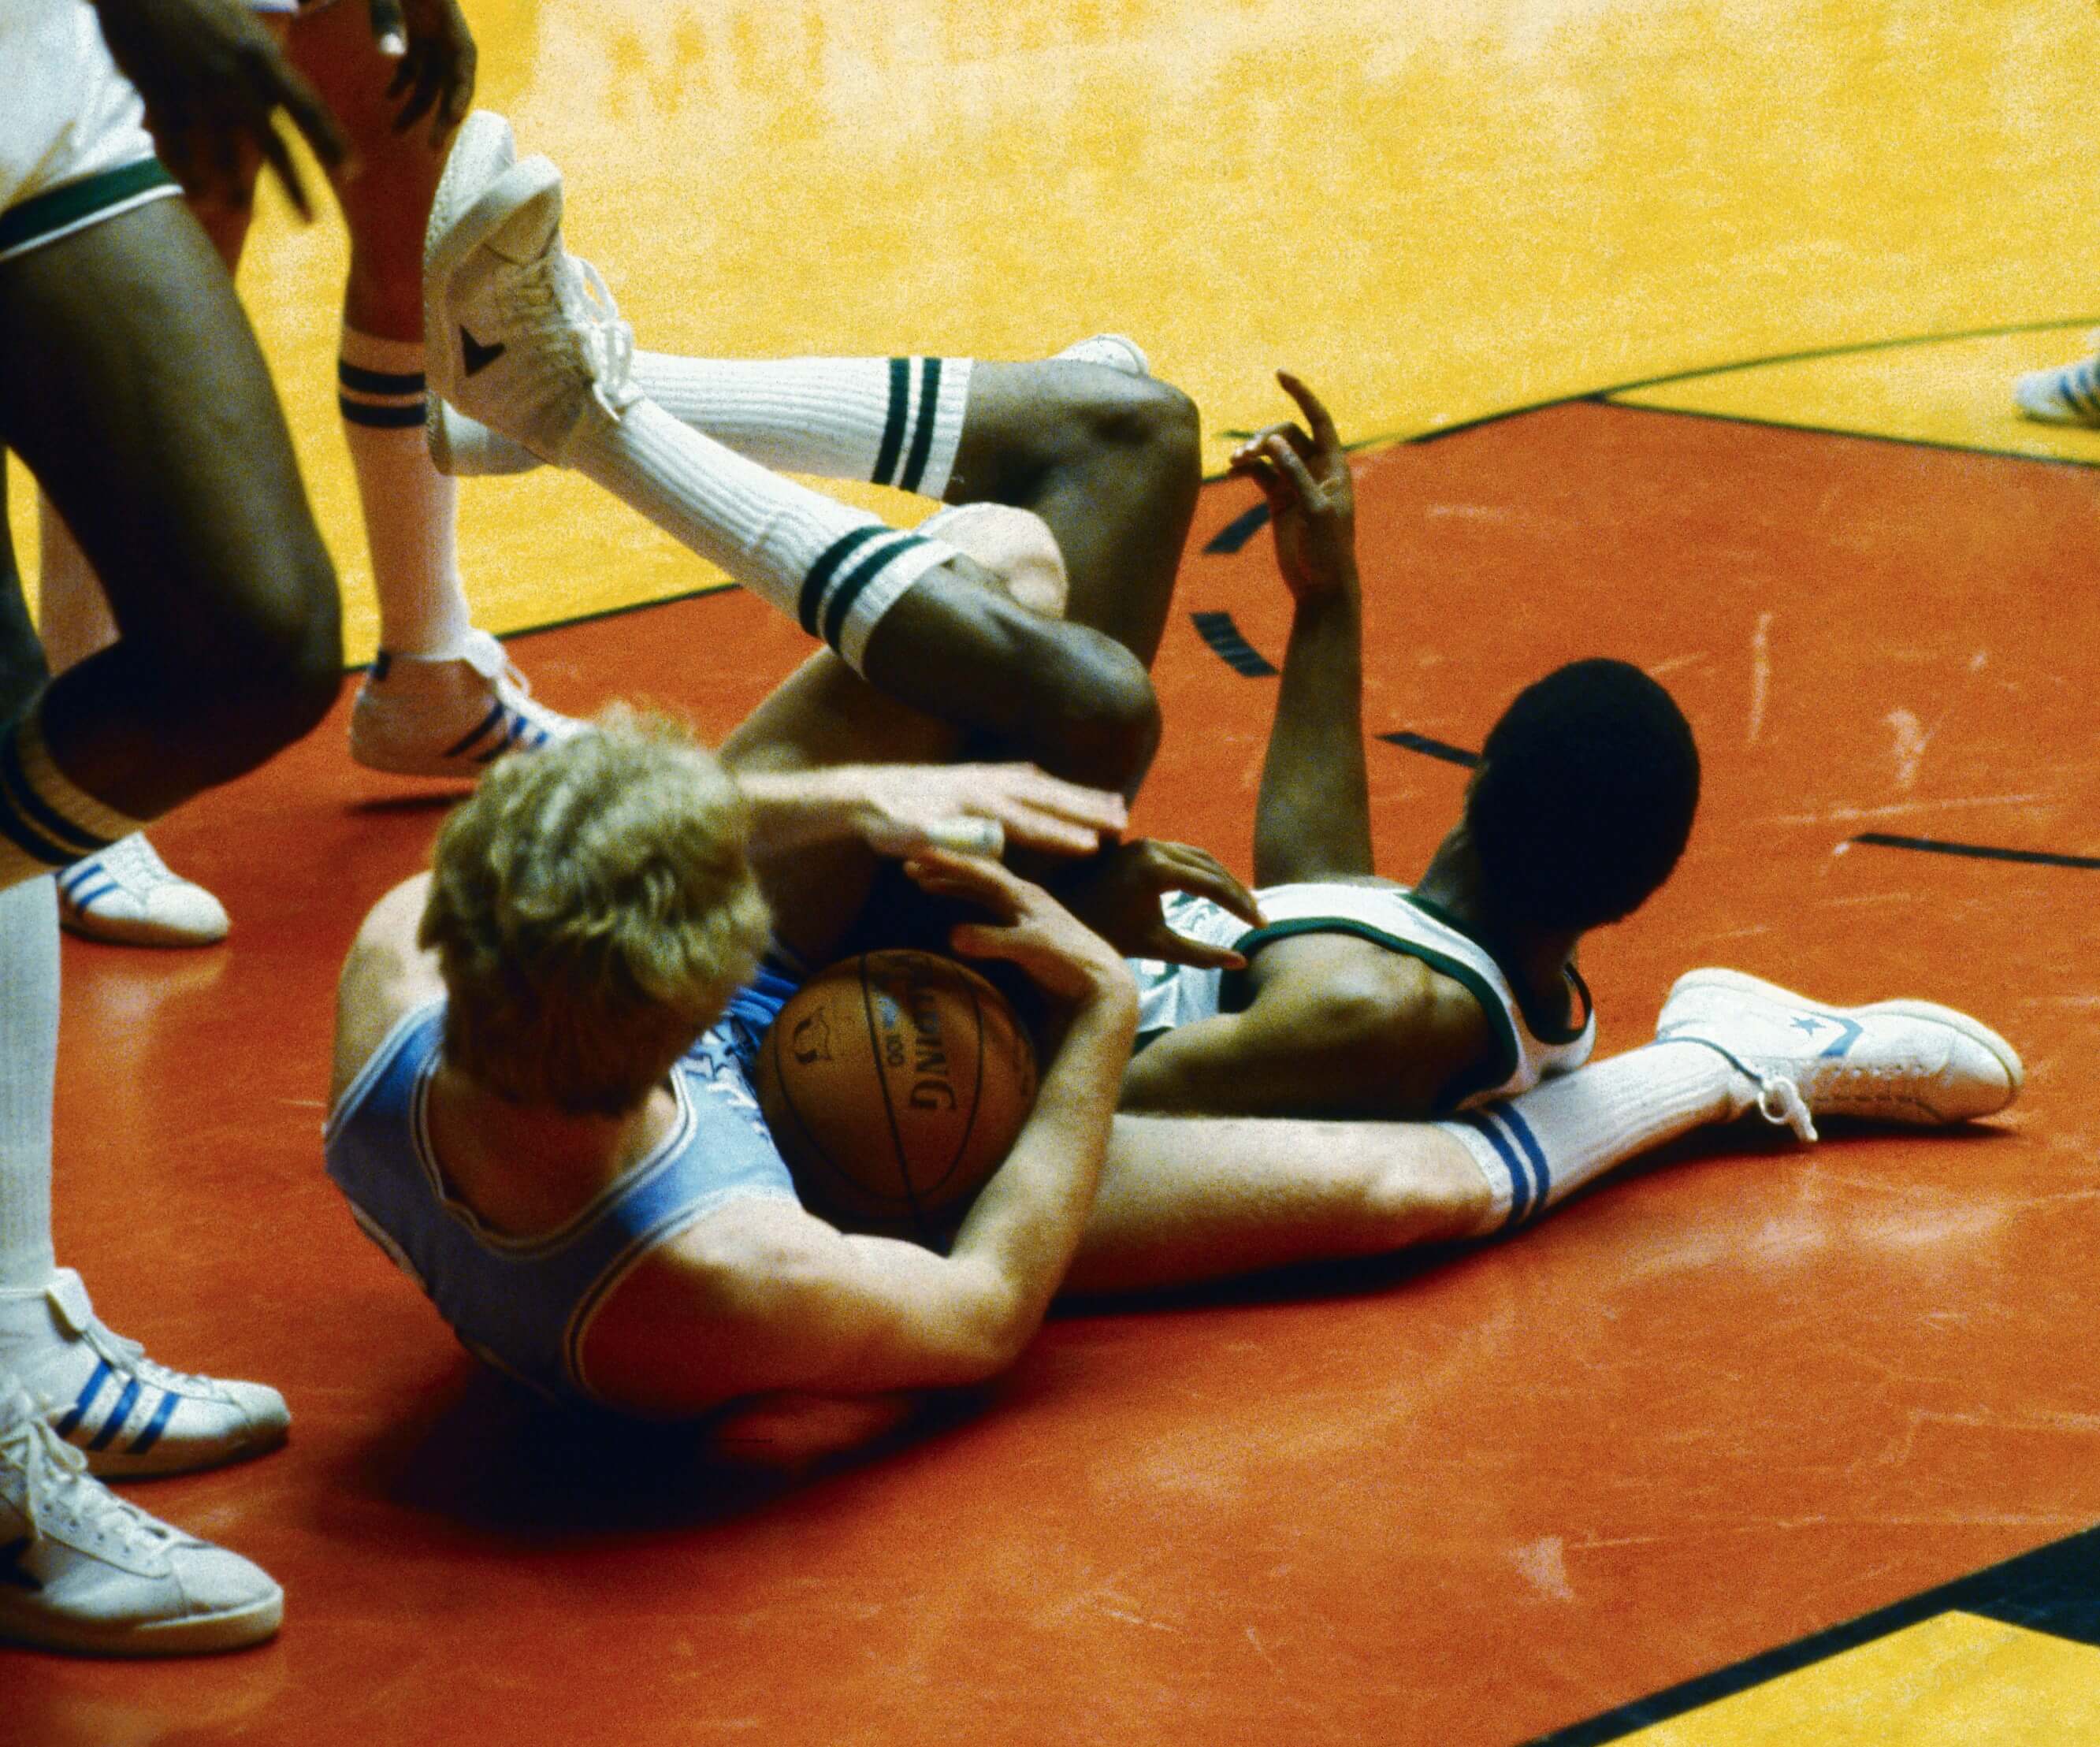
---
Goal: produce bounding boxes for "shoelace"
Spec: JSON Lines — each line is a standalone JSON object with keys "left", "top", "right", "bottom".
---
{"left": 78, "top": 1318, "right": 225, "bottom": 1402}
{"left": 84, "top": 834, "right": 179, "bottom": 895}
{"left": 1667, "top": 1037, "right": 1819, "bottom": 1142}
{"left": 1, "top": 1392, "right": 173, "bottom": 1548}
{"left": 498, "top": 240, "right": 637, "bottom": 418}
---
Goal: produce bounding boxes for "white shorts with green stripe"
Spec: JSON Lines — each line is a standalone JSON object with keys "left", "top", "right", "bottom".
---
{"left": 0, "top": 0, "right": 179, "bottom": 264}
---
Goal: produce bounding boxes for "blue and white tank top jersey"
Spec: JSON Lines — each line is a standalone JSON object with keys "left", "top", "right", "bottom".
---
{"left": 1128, "top": 881, "right": 1595, "bottom": 1110}
{"left": 322, "top": 972, "right": 801, "bottom": 1407}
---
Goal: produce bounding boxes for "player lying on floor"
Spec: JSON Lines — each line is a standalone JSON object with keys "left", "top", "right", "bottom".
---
{"left": 325, "top": 496, "right": 2020, "bottom": 1430}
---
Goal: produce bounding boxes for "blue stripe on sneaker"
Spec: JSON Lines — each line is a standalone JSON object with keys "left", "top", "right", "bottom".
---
{"left": 1457, "top": 1111, "right": 1533, "bottom": 1232}
{"left": 871, "top": 356, "right": 911, "bottom": 487}
{"left": 85, "top": 1378, "right": 143, "bottom": 1451}
{"left": 797, "top": 526, "right": 890, "bottom": 636}
{"left": 63, "top": 877, "right": 119, "bottom": 912}
{"left": 126, "top": 1387, "right": 182, "bottom": 1457}
{"left": 821, "top": 532, "right": 923, "bottom": 650}
{"left": 442, "top": 701, "right": 507, "bottom": 760}
{"left": 1492, "top": 1104, "right": 1553, "bottom": 1220}
{"left": 2068, "top": 363, "right": 2100, "bottom": 418}
{"left": 897, "top": 357, "right": 944, "bottom": 494}
{"left": 53, "top": 1360, "right": 113, "bottom": 1440}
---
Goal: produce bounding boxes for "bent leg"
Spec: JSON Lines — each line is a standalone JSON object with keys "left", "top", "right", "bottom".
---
{"left": 0, "top": 197, "right": 340, "bottom": 838}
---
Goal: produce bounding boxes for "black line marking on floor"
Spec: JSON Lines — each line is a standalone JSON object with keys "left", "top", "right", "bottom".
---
{"left": 1377, "top": 731, "right": 1480, "bottom": 768}
{"left": 1601, "top": 398, "right": 2100, "bottom": 474}
{"left": 1849, "top": 832, "right": 2100, "bottom": 871}
{"left": 1527, "top": 1522, "right": 2100, "bottom": 1745}
{"left": 1195, "top": 315, "right": 2100, "bottom": 481}
{"left": 1189, "top": 611, "right": 1277, "bottom": 676}
{"left": 1204, "top": 503, "right": 1271, "bottom": 553}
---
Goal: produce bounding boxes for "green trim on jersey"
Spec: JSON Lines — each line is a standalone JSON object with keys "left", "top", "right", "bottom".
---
{"left": 1223, "top": 916, "right": 1522, "bottom": 1111}
{"left": 0, "top": 158, "right": 177, "bottom": 260}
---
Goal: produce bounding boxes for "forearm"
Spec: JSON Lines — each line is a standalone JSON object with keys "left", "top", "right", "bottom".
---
{"left": 734, "top": 767, "right": 872, "bottom": 856}
{"left": 943, "top": 987, "right": 1139, "bottom": 1361}
{"left": 1252, "top": 582, "right": 1375, "bottom": 885}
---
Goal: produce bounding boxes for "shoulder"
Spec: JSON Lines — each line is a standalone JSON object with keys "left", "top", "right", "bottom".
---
{"left": 332, "top": 873, "right": 448, "bottom": 1109}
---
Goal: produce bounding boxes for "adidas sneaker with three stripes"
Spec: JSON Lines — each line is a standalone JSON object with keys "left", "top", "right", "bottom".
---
{"left": 0, "top": 1269, "right": 288, "bottom": 1479}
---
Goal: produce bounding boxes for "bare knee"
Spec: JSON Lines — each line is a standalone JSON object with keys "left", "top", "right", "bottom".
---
{"left": 953, "top": 365, "right": 1201, "bottom": 504}
{"left": 1013, "top": 622, "right": 1161, "bottom": 794}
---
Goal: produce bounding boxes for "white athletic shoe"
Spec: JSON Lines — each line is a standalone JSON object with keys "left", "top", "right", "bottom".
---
{"left": 55, "top": 835, "right": 229, "bottom": 949}
{"left": 426, "top": 395, "right": 540, "bottom": 478}
{"left": 0, "top": 1271, "right": 288, "bottom": 1480}
{"left": 1656, "top": 968, "right": 2022, "bottom": 1140}
{"left": 2013, "top": 349, "right": 2100, "bottom": 426}
{"left": 425, "top": 110, "right": 638, "bottom": 463}
{"left": 1053, "top": 333, "right": 1152, "bottom": 377}
{"left": 0, "top": 1384, "right": 281, "bottom": 1656}
{"left": 348, "top": 630, "right": 582, "bottom": 779}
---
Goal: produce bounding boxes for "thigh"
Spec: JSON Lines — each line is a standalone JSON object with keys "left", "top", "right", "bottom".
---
{"left": 0, "top": 196, "right": 334, "bottom": 654}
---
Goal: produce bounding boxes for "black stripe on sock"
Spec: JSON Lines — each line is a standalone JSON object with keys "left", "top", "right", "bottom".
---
{"left": 897, "top": 357, "right": 944, "bottom": 495}
{"left": 821, "top": 534, "right": 922, "bottom": 651}
{"left": 0, "top": 723, "right": 109, "bottom": 857}
{"left": 872, "top": 357, "right": 912, "bottom": 488}
{"left": 338, "top": 359, "right": 426, "bottom": 396}
{"left": 798, "top": 526, "right": 891, "bottom": 635}
{"left": 338, "top": 396, "right": 429, "bottom": 429}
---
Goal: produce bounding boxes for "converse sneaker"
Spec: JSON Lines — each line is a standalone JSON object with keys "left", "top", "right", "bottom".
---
{"left": 0, "top": 1384, "right": 281, "bottom": 1656}
{"left": 348, "top": 631, "right": 582, "bottom": 779}
{"left": 2013, "top": 348, "right": 2100, "bottom": 426}
{"left": 0, "top": 1271, "right": 288, "bottom": 1479}
{"left": 55, "top": 835, "right": 229, "bottom": 949}
{"left": 1656, "top": 968, "right": 2022, "bottom": 1140}
{"left": 425, "top": 112, "right": 638, "bottom": 463}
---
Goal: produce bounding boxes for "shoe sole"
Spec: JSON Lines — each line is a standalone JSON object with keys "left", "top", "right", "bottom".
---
{"left": 1663, "top": 967, "right": 2024, "bottom": 1111}
{"left": 81, "top": 1417, "right": 289, "bottom": 1480}
{"left": 424, "top": 112, "right": 560, "bottom": 406}
{"left": 0, "top": 1585, "right": 282, "bottom": 1656}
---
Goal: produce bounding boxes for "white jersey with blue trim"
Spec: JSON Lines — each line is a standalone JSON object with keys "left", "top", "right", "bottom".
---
{"left": 1128, "top": 880, "right": 1595, "bottom": 1110}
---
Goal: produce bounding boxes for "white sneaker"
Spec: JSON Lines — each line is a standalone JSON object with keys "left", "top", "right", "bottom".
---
{"left": 1053, "top": 333, "right": 1152, "bottom": 377}
{"left": 0, "top": 1271, "right": 288, "bottom": 1480}
{"left": 2013, "top": 351, "right": 2100, "bottom": 426}
{"left": 0, "top": 1384, "right": 281, "bottom": 1656}
{"left": 425, "top": 110, "right": 638, "bottom": 463}
{"left": 55, "top": 835, "right": 229, "bottom": 949}
{"left": 348, "top": 630, "right": 582, "bottom": 779}
{"left": 1656, "top": 968, "right": 2022, "bottom": 1139}
{"left": 426, "top": 395, "right": 540, "bottom": 478}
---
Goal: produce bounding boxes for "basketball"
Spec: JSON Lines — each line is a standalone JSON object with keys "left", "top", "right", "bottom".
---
{"left": 754, "top": 950, "right": 1039, "bottom": 1240}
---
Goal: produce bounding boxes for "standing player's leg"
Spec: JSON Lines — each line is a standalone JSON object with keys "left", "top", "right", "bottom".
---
{"left": 281, "top": 2, "right": 578, "bottom": 779}
{"left": 425, "top": 121, "right": 1184, "bottom": 794}
{"left": 0, "top": 196, "right": 342, "bottom": 893}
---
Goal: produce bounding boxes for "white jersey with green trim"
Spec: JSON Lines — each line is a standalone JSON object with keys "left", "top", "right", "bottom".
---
{"left": 1128, "top": 880, "right": 1595, "bottom": 1111}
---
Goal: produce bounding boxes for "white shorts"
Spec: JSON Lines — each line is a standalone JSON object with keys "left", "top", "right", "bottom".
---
{"left": 0, "top": 0, "right": 177, "bottom": 264}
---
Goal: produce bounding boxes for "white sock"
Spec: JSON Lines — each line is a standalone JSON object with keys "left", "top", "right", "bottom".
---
{"left": 1440, "top": 1042, "right": 1752, "bottom": 1236}
{"left": 0, "top": 876, "right": 58, "bottom": 1290}
{"left": 630, "top": 354, "right": 973, "bottom": 496}
{"left": 340, "top": 329, "right": 474, "bottom": 659}
{"left": 564, "top": 398, "right": 961, "bottom": 671}
{"left": 0, "top": 695, "right": 151, "bottom": 892}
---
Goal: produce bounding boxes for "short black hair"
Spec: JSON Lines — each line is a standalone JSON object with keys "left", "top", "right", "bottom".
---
{"left": 1464, "top": 659, "right": 1699, "bottom": 935}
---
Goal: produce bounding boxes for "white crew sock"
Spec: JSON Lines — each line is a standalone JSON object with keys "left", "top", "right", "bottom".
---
{"left": 0, "top": 695, "right": 151, "bottom": 892}
{"left": 564, "top": 398, "right": 961, "bottom": 671}
{"left": 0, "top": 876, "right": 58, "bottom": 1289}
{"left": 630, "top": 354, "right": 973, "bottom": 496}
{"left": 340, "top": 329, "right": 474, "bottom": 659}
{"left": 1440, "top": 1041, "right": 1754, "bottom": 1237}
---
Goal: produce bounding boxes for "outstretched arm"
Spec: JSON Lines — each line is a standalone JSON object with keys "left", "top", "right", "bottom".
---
{"left": 1231, "top": 373, "right": 1375, "bottom": 887}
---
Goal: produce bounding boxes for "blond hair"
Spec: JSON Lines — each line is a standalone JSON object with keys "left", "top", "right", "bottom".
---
{"left": 419, "top": 708, "right": 771, "bottom": 1115}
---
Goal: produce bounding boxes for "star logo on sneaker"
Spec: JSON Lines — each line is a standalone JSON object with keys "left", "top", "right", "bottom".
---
{"left": 1791, "top": 1016, "right": 1829, "bottom": 1037}
{"left": 0, "top": 1537, "right": 43, "bottom": 1593}
{"left": 459, "top": 326, "right": 507, "bottom": 376}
